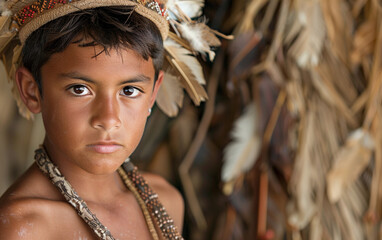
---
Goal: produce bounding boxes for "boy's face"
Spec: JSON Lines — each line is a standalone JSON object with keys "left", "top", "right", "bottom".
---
{"left": 35, "top": 43, "right": 162, "bottom": 175}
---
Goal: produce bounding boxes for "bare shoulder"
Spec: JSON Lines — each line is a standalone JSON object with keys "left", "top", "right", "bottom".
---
{"left": 0, "top": 164, "right": 91, "bottom": 239}
{"left": 141, "top": 172, "right": 184, "bottom": 231}
{"left": 0, "top": 196, "right": 50, "bottom": 239}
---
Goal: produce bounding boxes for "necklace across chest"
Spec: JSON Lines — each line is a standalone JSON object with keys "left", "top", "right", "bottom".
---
{"left": 34, "top": 147, "right": 183, "bottom": 240}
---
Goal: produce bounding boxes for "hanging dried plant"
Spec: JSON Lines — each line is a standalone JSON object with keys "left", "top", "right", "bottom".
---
{"left": 218, "top": 0, "right": 382, "bottom": 239}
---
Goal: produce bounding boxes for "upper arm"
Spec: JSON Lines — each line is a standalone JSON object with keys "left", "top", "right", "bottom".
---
{"left": 0, "top": 202, "right": 48, "bottom": 239}
{"left": 161, "top": 182, "right": 184, "bottom": 232}
{"left": 143, "top": 174, "right": 185, "bottom": 232}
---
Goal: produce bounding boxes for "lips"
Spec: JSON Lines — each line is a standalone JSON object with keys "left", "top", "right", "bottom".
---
{"left": 87, "top": 142, "right": 123, "bottom": 154}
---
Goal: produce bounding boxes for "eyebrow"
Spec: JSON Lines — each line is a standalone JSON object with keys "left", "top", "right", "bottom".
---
{"left": 59, "top": 71, "right": 152, "bottom": 85}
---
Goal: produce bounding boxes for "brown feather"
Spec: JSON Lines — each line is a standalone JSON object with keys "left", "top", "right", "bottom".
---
{"left": 156, "top": 72, "right": 184, "bottom": 117}
{"left": 164, "top": 39, "right": 208, "bottom": 105}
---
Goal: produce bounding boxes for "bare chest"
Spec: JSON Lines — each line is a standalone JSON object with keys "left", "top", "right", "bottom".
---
{"left": 50, "top": 199, "right": 153, "bottom": 240}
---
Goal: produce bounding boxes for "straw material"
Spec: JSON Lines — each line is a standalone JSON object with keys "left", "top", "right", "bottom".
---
{"left": 2, "top": 0, "right": 169, "bottom": 42}
{"left": 16, "top": 0, "right": 169, "bottom": 43}
{"left": 217, "top": 0, "right": 382, "bottom": 239}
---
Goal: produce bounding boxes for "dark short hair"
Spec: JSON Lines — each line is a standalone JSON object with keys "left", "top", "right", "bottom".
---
{"left": 21, "top": 6, "right": 164, "bottom": 94}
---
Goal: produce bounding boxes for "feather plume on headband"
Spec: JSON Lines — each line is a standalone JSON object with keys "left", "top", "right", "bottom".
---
{"left": 0, "top": 0, "right": 232, "bottom": 118}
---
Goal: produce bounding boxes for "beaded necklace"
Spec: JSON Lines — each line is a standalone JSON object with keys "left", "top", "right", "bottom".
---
{"left": 34, "top": 147, "right": 183, "bottom": 240}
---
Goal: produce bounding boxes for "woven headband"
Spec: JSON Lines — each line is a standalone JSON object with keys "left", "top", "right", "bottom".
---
{"left": 0, "top": 0, "right": 230, "bottom": 118}
{"left": 9, "top": 0, "right": 169, "bottom": 43}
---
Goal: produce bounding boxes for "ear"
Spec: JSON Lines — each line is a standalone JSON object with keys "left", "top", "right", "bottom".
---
{"left": 15, "top": 67, "right": 42, "bottom": 114}
{"left": 149, "top": 70, "right": 164, "bottom": 108}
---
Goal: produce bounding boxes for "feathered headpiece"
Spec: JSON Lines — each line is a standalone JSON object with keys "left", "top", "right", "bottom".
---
{"left": 0, "top": 0, "right": 231, "bottom": 118}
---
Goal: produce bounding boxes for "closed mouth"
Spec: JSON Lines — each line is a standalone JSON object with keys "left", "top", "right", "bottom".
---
{"left": 87, "top": 142, "right": 123, "bottom": 154}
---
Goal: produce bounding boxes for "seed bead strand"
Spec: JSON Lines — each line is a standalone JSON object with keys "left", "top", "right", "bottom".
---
{"left": 117, "top": 166, "right": 160, "bottom": 240}
{"left": 121, "top": 161, "right": 184, "bottom": 240}
{"left": 13, "top": 0, "right": 73, "bottom": 27}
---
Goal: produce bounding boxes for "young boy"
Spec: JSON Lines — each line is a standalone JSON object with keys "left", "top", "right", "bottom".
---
{"left": 0, "top": 1, "right": 185, "bottom": 239}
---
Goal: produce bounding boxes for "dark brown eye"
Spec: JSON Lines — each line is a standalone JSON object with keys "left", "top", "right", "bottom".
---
{"left": 121, "top": 86, "right": 140, "bottom": 97}
{"left": 69, "top": 85, "right": 90, "bottom": 96}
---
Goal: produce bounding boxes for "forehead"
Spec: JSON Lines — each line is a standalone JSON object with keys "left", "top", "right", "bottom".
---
{"left": 41, "top": 43, "right": 155, "bottom": 83}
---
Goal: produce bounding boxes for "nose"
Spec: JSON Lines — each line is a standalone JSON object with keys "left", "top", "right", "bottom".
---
{"left": 90, "top": 93, "right": 121, "bottom": 132}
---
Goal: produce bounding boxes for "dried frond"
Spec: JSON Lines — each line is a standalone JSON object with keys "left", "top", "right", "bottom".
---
{"left": 285, "top": 69, "right": 305, "bottom": 116}
{"left": 169, "top": 105, "right": 198, "bottom": 160}
{"left": 320, "top": 0, "right": 353, "bottom": 65}
{"left": 351, "top": 17, "right": 376, "bottom": 65}
{"left": 234, "top": 0, "right": 269, "bottom": 34}
{"left": 0, "top": 62, "right": 14, "bottom": 127}
{"left": 310, "top": 70, "right": 357, "bottom": 126}
{"left": 0, "top": 16, "right": 15, "bottom": 54}
{"left": 317, "top": 48, "right": 358, "bottom": 105}
{"left": 288, "top": 110, "right": 317, "bottom": 229}
{"left": 219, "top": 0, "right": 380, "bottom": 239}
{"left": 367, "top": 111, "right": 382, "bottom": 225}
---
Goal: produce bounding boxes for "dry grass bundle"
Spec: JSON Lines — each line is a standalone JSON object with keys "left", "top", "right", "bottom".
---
{"left": 219, "top": 0, "right": 382, "bottom": 239}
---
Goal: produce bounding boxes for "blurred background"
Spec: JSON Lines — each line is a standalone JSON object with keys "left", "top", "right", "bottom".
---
{"left": 1, "top": 0, "right": 382, "bottom": 239}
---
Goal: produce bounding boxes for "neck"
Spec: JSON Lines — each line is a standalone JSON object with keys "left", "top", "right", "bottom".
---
{"left": 40, "top": 140, "right": 126, "bottom": 203}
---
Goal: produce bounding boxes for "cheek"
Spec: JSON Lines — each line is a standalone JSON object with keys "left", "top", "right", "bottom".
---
{"left": 41, "top": 98, "right": 89, "bottom": 140}
{"left": 120, "top": 104, "right": 149, "bottom": 143}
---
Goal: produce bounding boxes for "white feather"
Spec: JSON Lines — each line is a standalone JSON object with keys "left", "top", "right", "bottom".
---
{"left": 178, "top": 22, "right": 215, "bottom": 61}
{"left": 165, "top": 38, "right": 206, "bottom": 85}
{"left": 167, "top": 0, "right": 204, "bottom": 19}
{"left": 222, "top": 103, "right": 262, "bottom": 183}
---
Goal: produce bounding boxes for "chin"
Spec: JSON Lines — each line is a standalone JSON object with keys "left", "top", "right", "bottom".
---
{"left": 79, "top": 153, "right": 128, "bottom": 175}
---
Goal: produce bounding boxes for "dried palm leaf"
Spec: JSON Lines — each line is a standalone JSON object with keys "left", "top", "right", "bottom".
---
{"left": 211, "top": 0, "right": 381, "bottom": 239}
{"left": 234, "top": 0, "right": 269, "bottom": 34}
{"left": 367, "top": 112, "right": 382, "bottom": 225}
{"left": 338, "top": 182, "right": 368, "bottom": 240}
{"left": 352, "top": 0, "right": 368, "bottom": 17}
{"left": 265, "top": 0, "right": 289, "bottom": 65}
{"left": 351, "top": 18, "right": 376, "bottom": 65}
{"left": 0, "top": 30, "right": 15, "bottom": 54}
{"left": 285, "top": 68, "right": 305, "bottom": 116}
{"left": 0, "top": 15, "right": 10, "bottom": 33}
{"left": 169, "top": 105, "right": 198, "bottom": 160}
{"left": 320, "top": 0, "right": 353, "bottom": 65}
{"left": 310, "top": 70, "right": 357, "bottom": 126}
{"left": 309, "top": 215, "right": 323, "bottom": 240}
{"left": 0, "top": 62, "right": 14, "bottom": 128}
{"left": 287, "top": 110, "right": 317, "bottom": 230}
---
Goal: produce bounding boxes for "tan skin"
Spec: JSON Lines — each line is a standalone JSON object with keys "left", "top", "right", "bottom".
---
{"left": 0, "top": 42, "right": 184, "bottom": 239}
